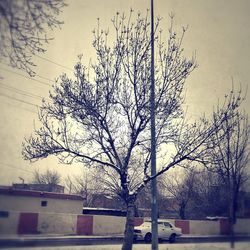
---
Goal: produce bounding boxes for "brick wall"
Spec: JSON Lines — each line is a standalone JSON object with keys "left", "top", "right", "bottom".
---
{"left": 1, "top": 211, "right": 250, "bottom": 236}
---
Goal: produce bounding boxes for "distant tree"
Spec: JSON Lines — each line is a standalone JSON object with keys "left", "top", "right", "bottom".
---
{"left": 160, "top": 169, "right": 196, "bottom": 219}
{"left": 158, "top": 167, "right": 231, "bottom": 220}
{"left": 206, "top": 91, "right": 250, "bottom": 247}
{"left": 32, "top": 169, "right": 61, "bottom": 186}
{"left": 186, "top": 169, "right": 228, "bottom": 219}
{"left": 22, "top": 10, "right": 242, "bottom": 250}
{"left": 134, "top": 183, "right": 151, "bottom": 216}
{"left": 0, "top": 0, "right": 66, "bottom": 76}
{"left": 64, "top": 170, "right": 105, "bottom": 207}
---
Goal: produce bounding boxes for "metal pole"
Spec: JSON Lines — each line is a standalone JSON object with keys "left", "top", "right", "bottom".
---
{"left": 150, "top": 0, "right": 158, "bottom": 250}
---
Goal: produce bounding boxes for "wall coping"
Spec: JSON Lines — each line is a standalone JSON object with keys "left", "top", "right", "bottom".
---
{"left": 0, "top": 188, "right": 83, "bottom": 201}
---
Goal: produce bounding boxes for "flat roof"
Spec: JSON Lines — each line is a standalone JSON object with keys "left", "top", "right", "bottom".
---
{"left": 0, "top": 188, "right": 84, "bottom": 201}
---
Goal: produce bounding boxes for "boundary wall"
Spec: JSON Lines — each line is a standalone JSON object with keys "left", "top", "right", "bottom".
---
{"left": 1, "top": 211, "right": 250, "bottom": 236}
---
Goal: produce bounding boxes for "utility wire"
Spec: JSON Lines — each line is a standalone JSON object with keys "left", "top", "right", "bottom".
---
{"left": 0, "top": 67, "right": 51, "bottom": 86}
{"left": 0, "top": 62, "right": 55, "bottom": 83}
{"left": 0, "top": 162, "right": 34, "bottom": 174}
{"left": 0, "top": 82, "right": 45, "bottom": 100}
{"left": 0, "top": 92, "right": 40, "bottom": 108}
{"left": 0, "top": 99, "right": 37, "bottom": 114}
{"left": 35, "top": 54, "right": 74, "bottom": 72}
{"left": 35, "top": 74, "right": 54, "bottom": 83}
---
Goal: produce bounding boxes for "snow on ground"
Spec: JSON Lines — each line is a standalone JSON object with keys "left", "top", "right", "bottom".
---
{"left": 1, "top": 243, "right": 250, "bottom": 250}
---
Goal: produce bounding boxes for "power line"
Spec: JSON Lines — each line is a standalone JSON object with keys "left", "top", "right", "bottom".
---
{"left": 0, "top": 82, "right": 45, "bottom": 100}
{"left": 0, "top": 62, "right": 55, "bottom": 83}
{"left": 0, "top": 162, "right": 34, "bottom": 174}
{"left": 35, "top": 54, "right": 74, "bottom": 72}
{"left": 35, "top": 74, "right": 54, "bottom": 83}
{"left": 0, "top": 99, "right": 37, "bottom": 114}
{"left": 0, "top": 92, "right": 40, "bottom": 108}
{"left": 0, "top": 66, "right": 51, "bottom": 86}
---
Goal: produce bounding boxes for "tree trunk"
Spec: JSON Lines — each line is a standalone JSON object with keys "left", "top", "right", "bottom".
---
{"left": 179, "top": 202, "right": 186, "bottom": 220}
{"left": 122, "top": 200, "right": 135, "bottom": 250}
{"left": 229, "top": 185, "right": 238, "bottom": 249}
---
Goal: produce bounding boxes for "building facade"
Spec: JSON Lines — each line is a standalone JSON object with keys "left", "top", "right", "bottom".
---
{"left": 0, "top": 188, "right": 83, "bottom": 214}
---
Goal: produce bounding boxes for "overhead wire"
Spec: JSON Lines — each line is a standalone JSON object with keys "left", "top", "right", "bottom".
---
{"left": 0, "top": 82, "right": 45, "bottom": 100}
{"left": 0, "top": 52, "right": 82, "bottom": 118}
{"left": 35, "top": 74, "right": 54, "bottom": 83}
{"left": 0, "top": 100, "right": 37, "bottom": 114}
{"left": 0, "top": 61, "right": 55, "bottom": 83}
{"left": 0, "top": 92, "right": 40, "bottom": 108}
{"left": 0, "top": 54, "right": 76, "bottom": 89}
{"left": 0, "top": 80, "right": 47, "bottom": 114}
{"left": 0, "top": 56, "right": 74, "bottom": 176}
{"left": 0, "top": 66, "right": 51, "bottom": 86}
{"left": 0, "top": 162, "right": 34, "bottom": 174}
{"left": 0, "top": 67, "right": 51, "bottom": 114}
{"left": 35, "top": 54, "right": 74, "bottom": 72}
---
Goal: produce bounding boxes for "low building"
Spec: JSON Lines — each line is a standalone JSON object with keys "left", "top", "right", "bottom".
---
{"left": 12, "top": 183, "right": 64, "bottom": 193}
{"left": 0, "top": 188, "right": 83, "bottom": 214}
{"left": 0, "top": 187, "right": 84, "bottom": 235}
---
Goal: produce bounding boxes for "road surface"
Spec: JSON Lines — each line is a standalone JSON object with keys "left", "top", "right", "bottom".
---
{"left": 0, "top": 242, "right": 249, "bottom": 250}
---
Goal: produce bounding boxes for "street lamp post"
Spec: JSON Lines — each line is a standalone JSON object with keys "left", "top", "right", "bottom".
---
{"left": 150, "top": 0, "right": 158, "bottom": 250}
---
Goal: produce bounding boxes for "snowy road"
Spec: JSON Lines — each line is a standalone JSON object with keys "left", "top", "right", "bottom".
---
{"left": 1, "top": 243, "right": 249, "bottom": 250}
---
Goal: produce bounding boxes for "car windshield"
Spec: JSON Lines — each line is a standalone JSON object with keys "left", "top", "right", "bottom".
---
{"left": 163, "top": 222, "right": 173, "bottom": 228}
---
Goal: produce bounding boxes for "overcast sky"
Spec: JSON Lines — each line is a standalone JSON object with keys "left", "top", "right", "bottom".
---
{"left": 0, "top": 0, "right": 250, "bottom": 186}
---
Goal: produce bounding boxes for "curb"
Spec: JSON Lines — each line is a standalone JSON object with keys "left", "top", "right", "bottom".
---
{"left": 178, "top": 235, "right": 250, "bottom": 243}
{"left": 0, "top": 235, "right": 249, "bottom": 248}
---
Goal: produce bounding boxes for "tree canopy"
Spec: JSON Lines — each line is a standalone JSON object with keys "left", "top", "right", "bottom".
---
{"left": 22, "top": 10, "right": 245, "bottom": 250}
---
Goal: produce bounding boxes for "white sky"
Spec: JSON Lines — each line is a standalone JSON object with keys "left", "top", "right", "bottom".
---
{"left": 0, "top": 0, "right": 250, "bottom": 185}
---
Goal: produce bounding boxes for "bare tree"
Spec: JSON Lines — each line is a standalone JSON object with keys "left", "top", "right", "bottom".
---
{"left": 160, "top": 168, "right": 197, "bottom": 219}
{"left": 192, "top": 169, "right": 229, "bottom": 219}
{"left": 0, "top": 0, "right": 66, "bottom": 76}
{"left": 206, "top": 91, "right": 250, "bottom": 247}
{"left": 32, "top": 169, "right": 61, "bottom": 186}
{"left": 159, "top": 167, "right": 231, "bottom": 220}
{"left": 32, "top": 169, "right": 61, "bottom": 185}
{"left": 22, "top": 10, "right": 241, "bottom": 250}
{"left": 64, "top": 170, "right": 105, "bottom": 207}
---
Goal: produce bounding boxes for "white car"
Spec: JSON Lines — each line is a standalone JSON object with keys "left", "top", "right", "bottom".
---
{"left": 134, "top": 220, "right": 182, "bottom": 243}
